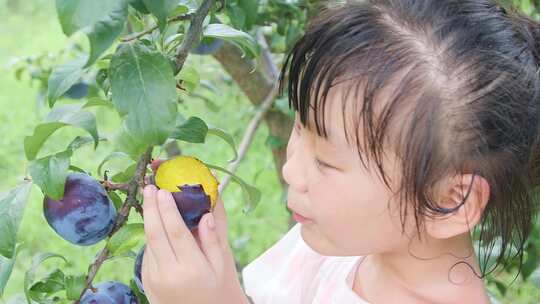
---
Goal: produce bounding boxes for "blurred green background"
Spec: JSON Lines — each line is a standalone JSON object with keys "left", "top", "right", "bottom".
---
{"left": 1, "top": 0, "right": 540, "bottom": 303}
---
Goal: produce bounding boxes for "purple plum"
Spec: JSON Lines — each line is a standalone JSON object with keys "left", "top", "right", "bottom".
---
{"left": 81, "top": 281, "right": 139, "bottom": 304}
{"left": 171, "top": 184, "right": 211, "bottom": 230}
{"left": 43, "top": 172, "right": 116, "bottom": 246}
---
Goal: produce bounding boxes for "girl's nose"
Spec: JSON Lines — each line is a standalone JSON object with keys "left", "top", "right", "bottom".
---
{"left": 282, "top": 142, "right": 309, "bottom": 193}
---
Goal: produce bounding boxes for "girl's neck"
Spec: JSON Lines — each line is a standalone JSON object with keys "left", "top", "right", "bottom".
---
{"left": 353, "top": 232, "right": 491, "bottom": 303}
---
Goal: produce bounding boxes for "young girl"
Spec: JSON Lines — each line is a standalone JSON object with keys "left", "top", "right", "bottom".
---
{"left": 140, "top": 0, "right": 540, "bottom": 303}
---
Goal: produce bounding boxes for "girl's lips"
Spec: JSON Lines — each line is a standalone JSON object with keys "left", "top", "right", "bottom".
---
{"left": 293, "top": 211, "right": 311, "bottom": 223}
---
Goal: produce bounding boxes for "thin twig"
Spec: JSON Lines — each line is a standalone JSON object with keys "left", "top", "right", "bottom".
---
{"left": 121, "top": 14, "right": 194, "bottom": 42}
{"left": 74, "top": 147, "right": 153, "bottom": 304}
{"left": 174, "top": 0, "right": 214, "bottom": 74}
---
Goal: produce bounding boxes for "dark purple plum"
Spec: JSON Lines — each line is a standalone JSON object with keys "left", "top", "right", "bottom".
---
{"left": 171, "top": 184, "right": 211, "bottom": 230}
{"left": 43, "top": 172, "right": 116, "bottom": 246}
{"left": 81, "top": 281, "right": 139, "bottom": 304}
{"left": 190, "top": 38, "right": 224, "bottom": 55}
{"left": 134, "top": 245, "right": 145, "bottom": 294}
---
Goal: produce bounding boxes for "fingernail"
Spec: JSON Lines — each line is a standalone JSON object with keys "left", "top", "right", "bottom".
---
{"left": 207, "top": 213, "right": 215, "bottom": 230}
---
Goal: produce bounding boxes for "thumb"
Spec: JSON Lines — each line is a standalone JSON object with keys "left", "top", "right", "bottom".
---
{"left": 199, "top": 212, "right": 225, "bottom": 275}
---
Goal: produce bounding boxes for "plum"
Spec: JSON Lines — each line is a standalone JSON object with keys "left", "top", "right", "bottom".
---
{"left": 190, "top": 38, "right": 224, "bottom": 55}
{"left": 133, "top": 245, "right": 145, "bottom": 294}
{"left": 43, "top": 172, "right": 116, "bottom": 246}
{"left": 81, "top": 281, "right": 139, "bottom": 304}
{"left": 171, "top": 184, "right": 212, "bottom": 230}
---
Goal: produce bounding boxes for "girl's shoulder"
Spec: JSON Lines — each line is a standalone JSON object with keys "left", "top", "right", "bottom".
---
{"left": 242, "top": 224, "right": 370, "bottom": 304}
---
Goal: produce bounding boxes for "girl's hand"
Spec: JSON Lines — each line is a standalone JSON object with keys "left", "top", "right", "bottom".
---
{"left": 141, "top": 185, "right": 246, "bottom": 304}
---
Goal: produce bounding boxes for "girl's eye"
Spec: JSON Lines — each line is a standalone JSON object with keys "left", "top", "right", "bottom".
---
{"left": 315, "top": 158, "right": 332, "bottom": 170}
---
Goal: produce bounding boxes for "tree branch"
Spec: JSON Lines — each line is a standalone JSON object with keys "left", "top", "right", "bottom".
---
{"left": 74, "top": 146, "right": 153, "bottom": 304}
{"left": 174, "top": 0, "right": 214, "bottom": 74}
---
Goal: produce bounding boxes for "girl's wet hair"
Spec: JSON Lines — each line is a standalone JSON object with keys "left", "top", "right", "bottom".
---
{"left": 279, "top": 0, "right": 540, "bottom": 278}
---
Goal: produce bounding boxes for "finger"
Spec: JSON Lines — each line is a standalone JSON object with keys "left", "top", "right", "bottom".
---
{"left": 212, "top": 196, "right": 229, "bottom": 245}
{"left": 141, "top": 245, "right": 157, "bottom": 292}
{"left": 143, "top": 185, "right": 177, "bottom": 265}
{"left": 198, "top": 213, "right": 225, "bottom": 275}
{"left": 156, "top": 189, "right": 203, "bottom": 262}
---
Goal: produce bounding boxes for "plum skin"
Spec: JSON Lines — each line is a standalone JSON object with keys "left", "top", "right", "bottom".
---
{"left": 81, "top": 281, "right": 139, "bottom": 304}
{"left": 170, "top": 184, "right": 212, "bottom": 230}
{"left": 43, "top": 172, "right": 116, "bottom": 246}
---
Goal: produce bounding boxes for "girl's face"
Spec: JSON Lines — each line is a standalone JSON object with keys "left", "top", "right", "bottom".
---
{"left": 282, "top": 86, "right": 416, "bottom": 256}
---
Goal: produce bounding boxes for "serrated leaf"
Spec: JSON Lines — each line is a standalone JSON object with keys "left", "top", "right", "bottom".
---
{"left": 65, "top": 274, "right": 86, "bottom": 300}
{"left": 97, "top": 151, "right": 131, "bottom": 176}
{"left": 203, "top": 24, "right": 260, "bottom": 58}
{"left": 66, "top": 135, "right": 107, "bottom": 152}
{"left": 24, "top": 104, "right": 99, "bottom": 161}
{"left": 55, "top": 0, "right": 128, "bottom": 66}
{"left": 28, "top": 150, "right": 71, "bottom": 201}
{"left": 207, "top": 126, "right": 238, "bottom": 163}
{"left": 24, "top": 253, "right": 67, "bottom": 304}
{"left": 107, "top": 224, "right": 145, "bottom": 256}
{"left": 0, "top": 182, "right": 32, "bottom": 259}
{"left": 110, "top": 42, "right": 177, "bottom": 146}
{"left": 142, "top": 0, "right": 178, "bottom": 31}
{"left": 47, "top": 58, "right": 86, "bottom": 108}
{"left": 170, "top": 116, "right": 208, "bottom": 143}
{"left": 204, "top": 163, "right": 260, "bottom": 212}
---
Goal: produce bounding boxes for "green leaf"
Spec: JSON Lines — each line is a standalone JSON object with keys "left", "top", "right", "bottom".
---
{"left": 24, "top": 253, "right": 67, "bottom": 304}
{"left": 207, "top": 126, "right": 238, "bottom": 163}
{"left": 110, "top": 42, "right": 177, "bottom": 146}
{"left": 113, "top": 122, "right": 150, "bottom": 160}
{"left": 83, "top": 97, "right": 114, "bottom": 109}
{"left": 97, "top": 151, "right": 131, "bottom": 176}
{"left": 0, "top": 182, "right": 32, "bottom": 259}
{"left": 111, "top": 163, "right": 137, "bottom": 183}
{"left": 177, "top": 65, "right": 200, "bottom": 92}
{"left": 107, "top": 224, "right": 145, "bottom": 256}
{"left": 238, "top": 0, "right": 259, "bottom": 30}
{"left": 0, "top": 244, "right": 23, "bottom": 296}
{"left": 47, "top": 58, "right": 86, "bottom": 108}
{"left": 29, "top": 269, "right": 65, "bottom": 298}
{"left": 204, "top": 163, "right": 261, "bottom": 212}
{"left": 203, "top": 24, "right": 260, "bottom": 58}
{"left": 24, "top": 104, "right": 99, "bottom": 161}
{"left": 28, "top": 150, "right": 71, "bottom": 201}
{"left": 108, "top": 191, "right": 124, "bottom": 211}
{"left": 170, "top": 116, "right": 208, "bottom": 143}
{"left": 142, "top": 0, "right": 177, "bottom": 31}
{"left": 55, "top": 0, "right": 129, "bottom": 66}
{"left": 531, "top": 267, "right": 540, "bottom": 289}
{"left": 65, "top": 274, "right": 86, "bottom": 300}
{"left": 67, "top": 135, "right": 107, "bottom": 152}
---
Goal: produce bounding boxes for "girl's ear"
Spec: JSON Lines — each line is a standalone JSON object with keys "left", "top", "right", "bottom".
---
{"left": 424, "top": 174, "right": 490, "bottom": 239}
